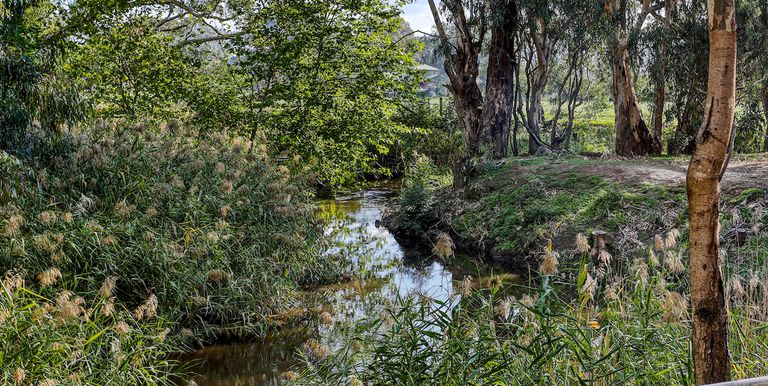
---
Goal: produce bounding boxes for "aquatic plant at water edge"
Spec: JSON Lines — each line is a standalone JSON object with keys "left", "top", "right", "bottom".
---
{"left": 295, "top": 231, "right": 768, "bottom": 385}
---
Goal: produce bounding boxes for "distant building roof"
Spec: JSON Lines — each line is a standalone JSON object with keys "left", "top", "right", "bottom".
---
{"left": 416, "top": 64, "right": 440, "bottom": 72}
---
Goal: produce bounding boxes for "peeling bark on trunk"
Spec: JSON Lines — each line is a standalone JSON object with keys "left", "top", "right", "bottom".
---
{"left": 481, "top": 1, "right": 517, "bottom": 159}
{"left": 428, "top": 0, "right": 487, "bottom": 188}
{"left": 609, "top": 0, "right": 654, "bottom": 156}
{"left": 450, "top": 80, "right": 484, "bottom": 157}
{"left": 611, "top": 41, "right": 652, "bottom": 156}
{"left": 687, "top": 0, "right": 736, "bottom": 383}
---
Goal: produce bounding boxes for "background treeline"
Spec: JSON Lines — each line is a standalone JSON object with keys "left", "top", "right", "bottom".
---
{"left": 415, "top": 0, "right": 767, "bottom": 168}
{"left": 6, "top": 1, "right": 765, "bottom": 190}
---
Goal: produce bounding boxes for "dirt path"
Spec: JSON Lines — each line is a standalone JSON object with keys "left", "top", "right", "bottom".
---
{"left": 521, "top": 158, "right": 768, "bottom": 195}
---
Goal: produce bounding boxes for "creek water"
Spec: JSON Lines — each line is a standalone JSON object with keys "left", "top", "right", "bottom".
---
{"left": 182, "top": 182, "right": 525, "bottom": 385}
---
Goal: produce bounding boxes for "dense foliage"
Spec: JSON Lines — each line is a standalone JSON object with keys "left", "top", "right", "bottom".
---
{"left": 0, "top": 0, "right": 81, "bottom": 151}
{"left": 0, "top": 122, "right": 349, "bottom": 382}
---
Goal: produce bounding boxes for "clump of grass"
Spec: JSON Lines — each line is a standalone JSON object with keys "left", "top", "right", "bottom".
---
{"left": 297, "top": 230, "right": 768, "bottom": 385}
{"left": 0, "top": 273, "right": 175, "bottom": 384}
{"left": 0, "top": 121, "right": 351, "bottom": 381}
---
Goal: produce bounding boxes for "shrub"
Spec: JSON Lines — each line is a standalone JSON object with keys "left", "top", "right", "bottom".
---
{"left": 393, "top": 155, "right": 444, "bottom": 238}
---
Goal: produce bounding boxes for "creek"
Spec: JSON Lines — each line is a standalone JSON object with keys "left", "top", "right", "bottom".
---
{"left": 183, "top": 181, "right": 525, "bottom": 385}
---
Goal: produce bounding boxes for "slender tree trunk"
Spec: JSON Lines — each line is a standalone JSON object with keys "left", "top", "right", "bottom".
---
{"left": 611, "top": 40, "right": 652, "bottom": 156}
{"left": 687, "top": 0, "right": 736, "bottom": 383}
{"left": 527, "top": 81, "right": 545, "bottom": 154}
{"left": 512, "top": 43, "right": 522, "bottom": 157}
{"left": 650, "top": 0, "right": 675, "bottom": 156}
{"left": 515, "top": 41, "right": 546, "bottom": 154}
{"left": 512, "top": 116, "right": 520, "bottom": 156}
{"left": 562, "top": 69, "right": 582, "bottom": 150}
{"left": 651, "top": 83, "right": 665, "bottom": 155}
{"left": 762, "top": 83, "right": 768, "bottom": 151}
{"left": 522, "top": 28, "right": 550, "bottom": 155}
{"left": 481, "top": 0, "right": 517, "bottom": 159}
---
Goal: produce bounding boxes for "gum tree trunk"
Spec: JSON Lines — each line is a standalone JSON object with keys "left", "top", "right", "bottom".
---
{"left": 481, "top": 0, "right": 517, "bottom": 159}
{"left": 516, "top": 23, "right": 550, "bottom": 155}
{"left": 428, "top": 0, "right": 486, "bottom": 188}
{"left": 686, "top": 0, "right": 736, "bottom": 383}
{"left": 609, "top": 0, "right": 654, "bottom": 156}
{"left": 611, "top": 40, "right": 652, "bottom": 156}
{"left": 528, "top": 30, "right": 549, "bottom": 155}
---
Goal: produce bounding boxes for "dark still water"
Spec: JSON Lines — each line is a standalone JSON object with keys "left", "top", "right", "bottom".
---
{"left": 182, "top": 182, "right": 525, "bottom": 385}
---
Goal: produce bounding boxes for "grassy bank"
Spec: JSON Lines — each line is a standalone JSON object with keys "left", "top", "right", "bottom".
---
{"left": 0, "top": 123, "right": 349, "bottom": 383}
{"left": 385, "top": 155, "right": 767, "bottom": 271}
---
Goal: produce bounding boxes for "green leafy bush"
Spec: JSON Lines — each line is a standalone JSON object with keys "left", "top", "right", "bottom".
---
{"left": 391, "top": 99, "right": 463, "bottom": 171}
{"left": 393, "top": 155, "right": 444, "bottom": 239}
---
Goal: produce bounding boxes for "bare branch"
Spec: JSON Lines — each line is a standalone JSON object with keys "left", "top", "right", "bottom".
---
{"left": 427, "top": 0, "right": 453, "bottom": 59}
{"left": 176, "top": 31, "right": 245, "bottom": 46}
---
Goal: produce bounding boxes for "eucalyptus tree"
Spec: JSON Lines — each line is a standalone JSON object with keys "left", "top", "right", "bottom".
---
{"left": 481, "top": 0, "right": 518, "bottom": 159}
{"left": 686, "top": 0, "right": 736, "bottom": 382}
{"left": 428, "top": 0, "right": 518, "bottom": 189}
{"left": 545, "top": 0, "right": 600, "bottom": 150}
{"left": 646, "top": 0, "right": 675, "bottom": 155}
{"left": 515, "top": 1, "right": 555, "bottom": 154}
{"left": 514, "top": 0, "right": 597, "bottom": 152}
{"left": 428, "top": 0, "right": 488, "bottom": 161}
{"left": 605, "top": 0, "right": 662, "bottom": 156}
{"left": 645, "top": 0, "right": 708, "bottom": 155}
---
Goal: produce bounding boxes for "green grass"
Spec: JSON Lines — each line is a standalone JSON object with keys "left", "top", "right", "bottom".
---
{"left": 452, "top": 165, "right": 682, "bottom": 260}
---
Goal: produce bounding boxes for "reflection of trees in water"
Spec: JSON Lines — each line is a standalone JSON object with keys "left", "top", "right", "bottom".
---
{"left": 189, "top": 186, "right": 527, "bottom": 385}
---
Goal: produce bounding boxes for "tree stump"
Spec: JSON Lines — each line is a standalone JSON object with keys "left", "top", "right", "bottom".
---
{"left": 591, "top": 230, "right": 608, "bottom": 256}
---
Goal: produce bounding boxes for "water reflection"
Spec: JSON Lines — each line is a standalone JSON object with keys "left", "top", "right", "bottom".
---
{"left": 185, "top": 183, "right": 524, "bottom": 385}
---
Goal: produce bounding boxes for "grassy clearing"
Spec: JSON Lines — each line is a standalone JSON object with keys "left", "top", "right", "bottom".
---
{"left": 0, "top": 123, "right": 350, "bottom": 383}
{"left": 455, "top": 171, "right": 680, "bottom": 256}
{"left": 386, "top": 156, "right": 691, "bottom": 268}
